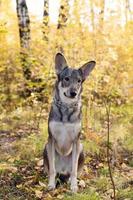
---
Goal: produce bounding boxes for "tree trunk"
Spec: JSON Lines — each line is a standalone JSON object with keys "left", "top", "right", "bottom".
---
{"left": 16, "top": 0, "right": 31, "bottom": 80}
{"left": 89, "top": 0, "right": 97, "bottom": 58}
{"left": 99, "top": 0, "right": 105, "bottom": 31}
{"left": 90, "top": 0, "right": 95, "bottom": 31}
{"left": 16, "top": 0, "right": 30, "bottom": 49}
{"left": 57, "top": 0, "right": 69, "bottom": 29}
{"left": 73, "top": 0, "right": 81, "bottom": 25}
{"left": 56, "top": 0, "right": 69, "bottom": 53}
{"left": 125, "top": 0, "right": 132, "bottom": 23}
{"left": 43, "top": 0, "right": 49, "bottom": 41}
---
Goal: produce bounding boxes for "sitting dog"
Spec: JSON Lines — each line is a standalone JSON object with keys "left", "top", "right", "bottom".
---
{"left": 43, "top": 53, "right": 96, "bottom": 192}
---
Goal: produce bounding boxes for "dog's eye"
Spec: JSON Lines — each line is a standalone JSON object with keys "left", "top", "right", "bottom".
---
{"left": 78, "top": 79, "right": 81, "bottom": 83}
{"left": 65, "top": 77, "right": 69, "bottom": 81}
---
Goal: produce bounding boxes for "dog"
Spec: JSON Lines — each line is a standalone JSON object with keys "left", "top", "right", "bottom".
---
{"left": 43, "top": 53, "right": 96, "bottom": 192}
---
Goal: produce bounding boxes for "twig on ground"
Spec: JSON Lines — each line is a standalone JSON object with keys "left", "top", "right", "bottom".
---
{"left": 104, "top": 99, "right": 116, "bottom": 200}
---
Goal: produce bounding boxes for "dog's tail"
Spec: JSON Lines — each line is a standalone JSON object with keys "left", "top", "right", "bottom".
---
{"left": 56, "top": 173, "right": 70, "bottom": 187}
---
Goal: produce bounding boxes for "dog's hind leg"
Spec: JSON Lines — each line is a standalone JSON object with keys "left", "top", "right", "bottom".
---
{"left": 43, "top": 144, "right": 49, "bottom": 174}
{"left": 78, "top": 150, "right": 84, "bottom": 175}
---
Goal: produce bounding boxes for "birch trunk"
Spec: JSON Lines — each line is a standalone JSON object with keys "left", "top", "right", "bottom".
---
{"left": 125, "top": 0, "right": 132, "bottom": 23}
{"left": 99, "top": 0, "right": 105, "bottom": 31}
{"left": 16, "top": 0, "right": 30, "bottom": 49}
{"left": 43, "top": 0, "right": 49, "bottom": 41}
{"left": 57, "top": 0, "right": 69, "bottom": 29}
{"left": 90, "top": 0, "right": 95, "bottom": 31}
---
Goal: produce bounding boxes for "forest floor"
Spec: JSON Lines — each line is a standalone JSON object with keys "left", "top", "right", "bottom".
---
{"left": 0, "top": 113, "right": 133, "bottom": 200}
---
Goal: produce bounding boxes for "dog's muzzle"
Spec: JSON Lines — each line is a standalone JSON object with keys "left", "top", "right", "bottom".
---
{"left": 64, "top": 90, "right": 77, "bottom": 99}
{"left": 70, "top": 91, "right": 77, "bottom": 98}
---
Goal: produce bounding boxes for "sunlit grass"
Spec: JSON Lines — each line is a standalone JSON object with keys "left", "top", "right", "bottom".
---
{"left": 64, "top": 190, "right": 101, "bottom": 200}
{"left": 12, "top": 123, "right": 48, "bottom": 161}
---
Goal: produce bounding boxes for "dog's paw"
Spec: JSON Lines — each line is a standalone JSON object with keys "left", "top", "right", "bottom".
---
{"left": 70, "top": 184, "right": 78, "bottom": 193}
{"left": 70, "top": 176, "right": 78, "bottom": 193}
{"left": 48, "top": 183, "right": 55, "bottom": 191}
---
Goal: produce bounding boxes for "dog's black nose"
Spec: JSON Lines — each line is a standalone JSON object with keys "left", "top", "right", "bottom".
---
{"left": 70, "top": 91, "right": 77, "bottom": 98}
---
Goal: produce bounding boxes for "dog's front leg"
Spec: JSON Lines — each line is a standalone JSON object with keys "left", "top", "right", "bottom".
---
{"left": 70, "top": 140, "right": 81, "bottom": 193}
{"left": 47, "top": 138, "right": 56, "bottom": 190}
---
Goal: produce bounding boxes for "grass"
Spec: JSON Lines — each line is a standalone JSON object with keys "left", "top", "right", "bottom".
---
{"left": 124, "top": 132, "right": 133, "bottom": 152}
{"left": 83, "top": 139, "right": 100, "bottom": 155}
{"left": 0, "top": 103, "right": 133, "bottom": 199}
{"left": 12, "top": 122, "right": 48, "bottom": 161}
{"left": 117, "top": 188, "right": 133, "bottom": 200}
{"left": 95, "top": 177, "right": 110, "bottom": 192}
{"left": 64, "top": 191, "right": 101, "bottom": 200}
{"left": 97, "top": 166, "right": 109, "bottom": 177}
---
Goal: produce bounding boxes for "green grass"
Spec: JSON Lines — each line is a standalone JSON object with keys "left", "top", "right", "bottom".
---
{"left": 64, "top": 190, "right": 101, "bottom": 200}
{"left": 12, "top": 122, "right": 48, "bottom": 161}
{"left": 83, "top": 140, "right": 100, "bottom": 154}
{"left": 0, "top": 103, "right": 132, "bottom": 200}
{"left": 98, "top": 166, "right": 109, "bottom": 177}
{"left": 117, "top": 188, "right": 133, "bottom": 200}
{"left": 128, "top": 159, "right": 133, "bottom": 167}
{"left": 124, "top": 132, "right": 133, "bottom": 152}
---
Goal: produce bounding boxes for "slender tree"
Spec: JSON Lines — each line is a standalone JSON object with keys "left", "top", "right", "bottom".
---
{"left": 90, "top": 0, "right": 105, "bottom": 31}
{"left": 16, "top": 0, "right": 30, "bottom": 49}
{"left": 57, "top": 0, "right": 69, "bottom": 29}
{"left": 16, "top": 0, "right": 45, "bottom": 96}
{"left": 90, "top": 0, "right": 95, "bottom": 31}
{"left": 16, "top": 0, "right": 31, "bottom": 80}
{"left": 43, "top": 0, "right": 49, "bottom": 41}
{"left": 73, "top": 0, "right": 81, "bottom": 25}
{"left": 125, "top": 0, "right": 132, "bottom": 23}
{"left": 99, "top": 0, "right": 105, "bottom": 30}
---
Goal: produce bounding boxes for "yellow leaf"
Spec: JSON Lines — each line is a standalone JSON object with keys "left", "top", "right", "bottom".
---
{"left": 37, "top": 159, "right": 43, "bottom": 167}
{"left": 57, "top": 194, "right": 64, "bottom": 199}
{"left": 35, "top": 190, "right": 43, "bottom": 198}
{"left": 16, "top": 184, "right": 23, "bottom": 188}
{"left": 79, "top": 180, "right": 86, "bottom": 188}
{"left": 39, "top": 181, "right": 46, "bottom": 187}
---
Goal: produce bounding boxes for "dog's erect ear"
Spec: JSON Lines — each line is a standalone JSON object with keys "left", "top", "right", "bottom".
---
{"left": 79, "top": 61, "right": 96, "bottom": 81}
{"left": 55, "top": 53, "right": 68, "bottom": 75}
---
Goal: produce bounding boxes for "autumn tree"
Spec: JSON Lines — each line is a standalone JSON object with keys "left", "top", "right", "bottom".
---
{"left": 57, "top": 0, "right": 69, "bottom": 29}
{"left": 90, "top": 0, "right": 95, "bottom": 31}
{"left": 125, "top": 0, "right": 132, "bottom": 23}
{"left": 43, "top": 0, "right": 49, "bottom": 41}
{"left": 99, "top": 0, "right": 105, "bottom": 30}
{"left": 16, "top": 0, "right": 30, "bottom": 49}
{"left": 16, "top": 0, "right": 31, "bottom": 80}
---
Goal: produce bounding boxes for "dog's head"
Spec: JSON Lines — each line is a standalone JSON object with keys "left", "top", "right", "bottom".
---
{"left": 55, "top": 53, "right": 96, "bottom": 104}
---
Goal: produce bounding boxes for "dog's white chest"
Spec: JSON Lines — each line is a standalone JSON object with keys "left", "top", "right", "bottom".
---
{"left": 49, "top": 121, "right": 81, "bottom": 155}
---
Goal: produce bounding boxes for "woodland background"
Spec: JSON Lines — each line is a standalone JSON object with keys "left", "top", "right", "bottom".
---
{"left": 0, "top": 0, "right": 133, "bottom": 199}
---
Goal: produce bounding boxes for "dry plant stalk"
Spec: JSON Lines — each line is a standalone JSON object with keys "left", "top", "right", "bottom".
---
{"left": 104, "top": 100, "right": 116, "bottom": 200}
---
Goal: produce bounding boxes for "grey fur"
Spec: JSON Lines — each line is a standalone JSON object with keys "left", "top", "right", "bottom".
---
{"left": 43, "top": 53, "right": 96, "bottom": 192}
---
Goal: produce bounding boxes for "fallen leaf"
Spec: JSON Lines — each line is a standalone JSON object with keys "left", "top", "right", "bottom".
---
{"left": 107, "top": 189, "right": 113, "bottom": 194}
{"left": 16, "top": 184, "right": 23, "bottom": 188}
{"left": 98, "top": 163, "right": 104, "bottom": 167}
{"left": 37, "top": 159, "right": 43, "bottom": 167}
{"left": 79, "top": 180, "right": 86, "bottom": 188}
{"left": 35, "top": 190, "right": 43, "bottom": 198}
{"left": 57, "top": 194, "right": 64, "bottom": 199}
{"left": 8, "top": 157, "right": 15, "bottom": 163}
{"left": 39, "top": 181, "right": 46, "bottom": 187}
{"left": 43, "top": 193, "right": 52, "bottom": 199}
